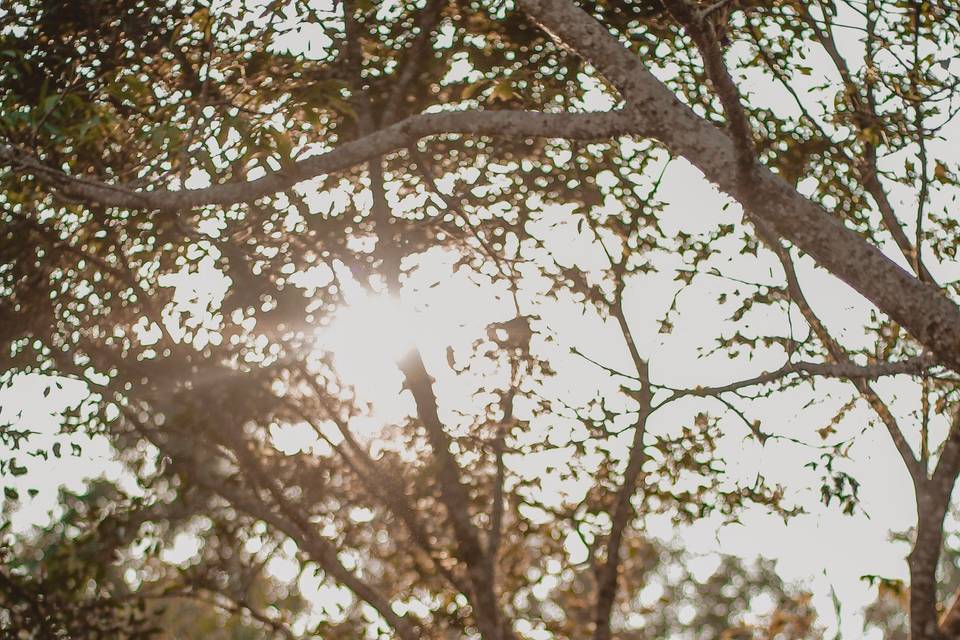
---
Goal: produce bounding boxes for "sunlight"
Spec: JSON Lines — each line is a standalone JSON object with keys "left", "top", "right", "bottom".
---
{"left": 302, "top": 292, "right": 420, "bottom": 439}
{"left": 300, "top": 255, "right": 521, "bottom": 448}
{"left": 313, "top": 253, "right": 516, "bottom": 403}
{"left": 324, "top": 293, "right": 420, "bottom": 366}
{"left": 313, "top": 289, "right": 442, "bottom": 426}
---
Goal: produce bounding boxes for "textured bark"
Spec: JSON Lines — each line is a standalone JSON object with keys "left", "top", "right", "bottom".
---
{"left": 0, "top": 110, "right": 632, "bottom": 210}
{"left": 911, "top": 491, "right": 949, "bottom": 640}
{"left": 910, "top": 415, "right": 960, "bottom": 640}
{"left": 518, "top": 0, "right": 960, "bottom": 375}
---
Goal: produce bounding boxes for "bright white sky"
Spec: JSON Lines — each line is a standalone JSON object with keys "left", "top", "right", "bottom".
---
{"left": 3, "top": 1, "right": 958, "bottom": 638}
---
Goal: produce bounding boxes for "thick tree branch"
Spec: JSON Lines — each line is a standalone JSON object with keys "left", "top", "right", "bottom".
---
{"left": 637, "top": 0, "right": 930, "bottom": 488}
{"left": 518, "top": 0, "right": 960, "bottom": 375}
{"left": 910, "top": 411, "right": 960, "bottom": 640}
{"left": 0, "top": 110, "right": 633, "bottom": 210}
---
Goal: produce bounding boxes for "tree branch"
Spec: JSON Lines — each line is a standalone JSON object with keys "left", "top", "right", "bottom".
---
{"left": 910, "top": 410, "right": 960, "bottom": 640}
{"left": 517, "top": 0, "right": 960, "bottom": 374}
{"left": 122, "top": 406, "right": 420, "bottom": 640}
{"left": 756, "top": 221, "right": 927, "bottom": 484}
{"left": 663, "top": 355, "right": 938, "bottom": 404}
{"left": 0, "top": 110, "right": 634, "bottom": 211}
{"left": 295, "top": 376, "right": 472, "bottom": 597}
{"left": 399, "top": 348, "right": 510, "bottom": 640}
{"left": 592, "top": 282, "right": 652, "bottom": 640}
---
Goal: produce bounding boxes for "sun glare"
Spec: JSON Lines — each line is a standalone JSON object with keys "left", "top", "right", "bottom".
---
{"left": 324, "top": 293, "right": 419, "bottom": 364}
{"left": 308, "top": 255, "right": 519, "bottom": 427}
{"left": 313, "top": 290, "right": 447, "bottom": 416}
{"left": 304, "top": 293, "right": 415, "bottom": 430}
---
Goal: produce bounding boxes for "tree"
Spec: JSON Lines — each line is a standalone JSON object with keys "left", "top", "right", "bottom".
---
{"left": 865, "top": 511, "right": 960, "bottom": 639}
{"left": 2, "top": 479, "right": 822, "bottom": 639}
{"left": 1, "top": 0, "right": 959, "bottom": 638}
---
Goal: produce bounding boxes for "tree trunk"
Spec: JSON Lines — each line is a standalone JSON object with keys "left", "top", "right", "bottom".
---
{"left": 910, "top": 491, "right": 949, "bottom": 640}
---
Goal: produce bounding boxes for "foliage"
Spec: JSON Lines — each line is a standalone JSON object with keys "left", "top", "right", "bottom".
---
{"left": 2, "top": 476, "right": 819, "bottom": 640}
{"left": 1, "top": 0, "right": 960, "bottom": 638}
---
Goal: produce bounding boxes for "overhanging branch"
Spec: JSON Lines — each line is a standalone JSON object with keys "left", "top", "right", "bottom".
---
{"left": 0, "top": 110, "right": 634, "bottom": 211}
{"left": 664, "top": 355, "right": 939, "bottom": 403}
{"left": 518, "top": 0, "right": 960, "bottom": 374}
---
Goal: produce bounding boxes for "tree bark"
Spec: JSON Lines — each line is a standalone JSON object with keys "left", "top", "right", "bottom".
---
{"left": 518, "top": 0, "right": 960, "bottom": 373}
{"left": 910, "top": 489, "right": 949, "bottom": 640}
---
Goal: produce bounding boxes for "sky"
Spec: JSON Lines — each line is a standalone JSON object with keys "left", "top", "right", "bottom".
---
{"left": 2, "top": 0, "right": 957, "bottom": 638}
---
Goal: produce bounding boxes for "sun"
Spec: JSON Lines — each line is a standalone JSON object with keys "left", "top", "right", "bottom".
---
{"left": 306, "top": 252, "right": 521, "bottom": 426}
{"left": 314, "top": 286, "right": 454, "bottom": 406}
{"left": 324, "top": 292, "right": 419, "bottom": 366}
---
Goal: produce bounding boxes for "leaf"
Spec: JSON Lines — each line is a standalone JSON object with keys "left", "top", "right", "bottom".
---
{"left": 488, "top": 80, "right": 517, "bottom": 103}
{"left": 934, "top": 160, "right": 951, "bottom": 184}
{"left": 462, "top": 80, "right": 489, "bottom": 101}
{"left": 270, "top": 129, "right": 295, "bottom": 166}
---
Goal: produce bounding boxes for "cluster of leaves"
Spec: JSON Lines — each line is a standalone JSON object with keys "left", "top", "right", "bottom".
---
{"left": 528, "top": 540, "right": 822, "bottom": 640}
{"left": 1, "top": 477, "right": 318, "bottom": 639}
{"left": 1, "top": 475, "right": 821, "bottom": 640}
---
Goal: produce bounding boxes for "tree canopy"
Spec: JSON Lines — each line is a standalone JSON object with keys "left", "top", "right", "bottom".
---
{"left": 2, "top": 0, "right": 960, "bottom": 638}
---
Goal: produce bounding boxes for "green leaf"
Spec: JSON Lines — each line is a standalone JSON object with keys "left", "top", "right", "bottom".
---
{"left": 488, "top": 80, "right": 517, "bottom": 103}
{"left": 462, "top": 80, "right": 489, "bottom": 101}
